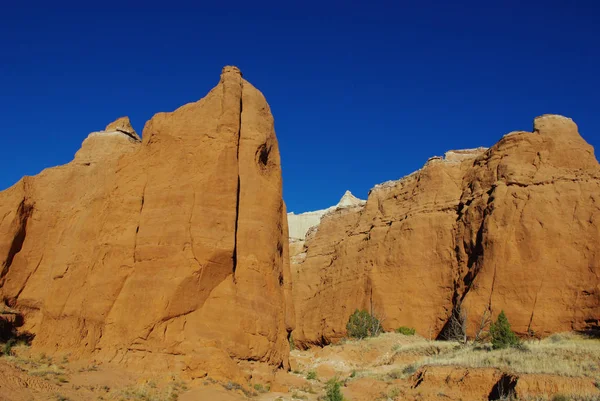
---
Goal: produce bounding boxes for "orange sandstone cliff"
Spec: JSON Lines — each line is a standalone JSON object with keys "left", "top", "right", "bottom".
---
{"left": 291, "top": 115, "right": 600, "bottom": 347}
{"left": 0, "top": 66, "right": 294, "bottom": 379}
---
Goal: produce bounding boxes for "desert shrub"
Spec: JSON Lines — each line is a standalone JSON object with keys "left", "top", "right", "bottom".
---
{"left": 395, "top": 326, "right": 416, "bottom": 336}
{"left": 489, "top": 310, "right": 519, "bottom": 349}
{"left": 2, "top": 338, "right": 15, "bottom": 356}
{"left": 223, "top": 381, "right": 243, "bottom": 391}
{"left": 402, "top": 364, "right": 417, "bottom": 376}
{"left": 289, "top": 333, "right": 295, "bottom": 351}
{"left": 323, "top": 378, "right": 344, "bottom": 401}
{"left": 346, "top": 309, "right": 382, "bottom": 339}
{"left": 552, "top": 395, "right": 569, "bottom": 401}
{"left": 388, "top": 387, "right": 401, "bottom": 399}
{"left": 306, "top": 370, "right": 317, "bottom": 380}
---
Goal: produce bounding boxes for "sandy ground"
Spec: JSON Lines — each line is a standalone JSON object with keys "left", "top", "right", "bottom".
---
{"left": 1, "top": 332, "right": 599, "bottom": 401}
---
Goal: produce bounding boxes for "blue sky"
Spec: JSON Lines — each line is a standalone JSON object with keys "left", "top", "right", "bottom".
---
{"left": 1, "top": 1, "right": 598, "bottom": 213}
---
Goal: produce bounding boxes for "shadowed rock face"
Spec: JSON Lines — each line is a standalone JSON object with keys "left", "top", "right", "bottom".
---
{"left": 291, "top": 115, "right": 600, "bottom": 347}
{"left": 0, "top": 66, "right": 293, "bottom": 380}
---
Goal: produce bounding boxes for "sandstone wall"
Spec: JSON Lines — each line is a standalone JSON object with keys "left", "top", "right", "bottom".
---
{"left": 0, "top": 67, "right": 293, "bottom": 380}
{"left": 291, "top": 115, "right": 600, "bottom": 346}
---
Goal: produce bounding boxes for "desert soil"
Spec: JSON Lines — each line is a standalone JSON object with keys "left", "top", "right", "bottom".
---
{"left": 1, "top": 332, "right": 599, "bottom": 401}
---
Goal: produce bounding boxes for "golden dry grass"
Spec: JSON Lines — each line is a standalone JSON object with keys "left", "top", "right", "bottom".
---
{"left": 110, "top": 380, "right": 187, "bottom": 401}
{"left": 302, "top": 331, "right": 600, "bottom": 387}
{"left": 3, "top": 346, "right": 68, "bottom": 382}
{"left": 414, "top": 333, "right": 600, "bottom": 378}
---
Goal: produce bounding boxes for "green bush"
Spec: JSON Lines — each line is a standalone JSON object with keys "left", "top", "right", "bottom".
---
{"left": 346, "top": 309, "right": 382, "bottom": 339}
{"left": 324, "top": 378, "right": 344, "bottom": 401}
{"left": 306, "top": 370, "right": 317, "bottom": 380}
{"left": 395, "top": 326, "right": 416, "bottom": 336}
{"left": 489, "top": 310, "right": 519, "bottom": 349}
{"left": 289, "top": 333, "right": 295, "bottom": 351}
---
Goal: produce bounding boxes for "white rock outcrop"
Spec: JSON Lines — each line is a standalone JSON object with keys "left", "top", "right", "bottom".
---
{"left": 287, "top": 191, "right": 365, "bottom": 241}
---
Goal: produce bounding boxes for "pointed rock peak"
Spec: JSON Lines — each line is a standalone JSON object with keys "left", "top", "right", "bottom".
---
{"left": 221, "top": 65, "right": 243, "bottom": 81}
{"left": 337, "top": 190, "right": 365, "bottom": 207}
{"left": 105, "top": 117, "right": 140, "bottom": 141}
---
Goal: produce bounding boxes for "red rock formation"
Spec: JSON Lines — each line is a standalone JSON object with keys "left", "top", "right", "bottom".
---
{"left": 0, "top": 66, "right": 293, "bottom": 380}
{"left": 292, "top": 115, "right": 600, "bottom": 346}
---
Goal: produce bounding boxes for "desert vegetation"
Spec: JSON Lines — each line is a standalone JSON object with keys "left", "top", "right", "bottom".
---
{"left": 283, "top": 312, "right": 600, "bottom": 400}
{"left": 1, "top": 308, "right": 598, "bottom": 400}
{"left": 395, "top": 326, "right": 416, "bottom": 336}
{"left": 346, "top": 309, "right": 383, "bottom": 339}
{"left": 490, "top": 310, "right": 521, "bottom": 349}
{"left": 0, "top": 341, "right": 189, "bottom": 401}
{"left": 323, "top": 377, "right": 345, "bottom": 401}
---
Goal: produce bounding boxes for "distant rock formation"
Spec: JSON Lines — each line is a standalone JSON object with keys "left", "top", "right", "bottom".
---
{"left": 0, "top": 66, "right": 293, "bottom": 381}
{"left": 291, "top": 115, "right": 600, "bottom": 347}
{"left": 288, "top": 191, "right": 366, "bottom": 265}
{"left": 287, "top": 191, "right": 365, "bottom": 241}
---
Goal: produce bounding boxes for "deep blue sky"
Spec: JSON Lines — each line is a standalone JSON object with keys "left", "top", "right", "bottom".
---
{"left": 1, "top": 2, "right": 598, "bottom": 213}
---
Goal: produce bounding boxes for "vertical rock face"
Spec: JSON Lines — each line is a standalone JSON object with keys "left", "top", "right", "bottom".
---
{"left": 0, "top": 66, "right": 292, "bottom": 378}
{"left": 292, "top": 116, "right": 600, "bottom": 347}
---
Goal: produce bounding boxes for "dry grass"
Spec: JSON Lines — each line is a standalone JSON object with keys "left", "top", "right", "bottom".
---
{"left": 3, "top": 349, "right": 68, "bottom": 384}
{"left": 110, "top": 380, "right": 187, "bottom": 401}
{"left": 2, "top": 348, "right": 189, "bottom": 400}
{"left": 410, "top": 333, "right": 600, "bottom": 378}
{"left": 519, "top": 396, "right": 600, "bottom": 401}
{"left": 305, "top": 331, "right": 600, "bottom": 390}
{"left": 386, "top": 340, "right": 458, "bottom": 359}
